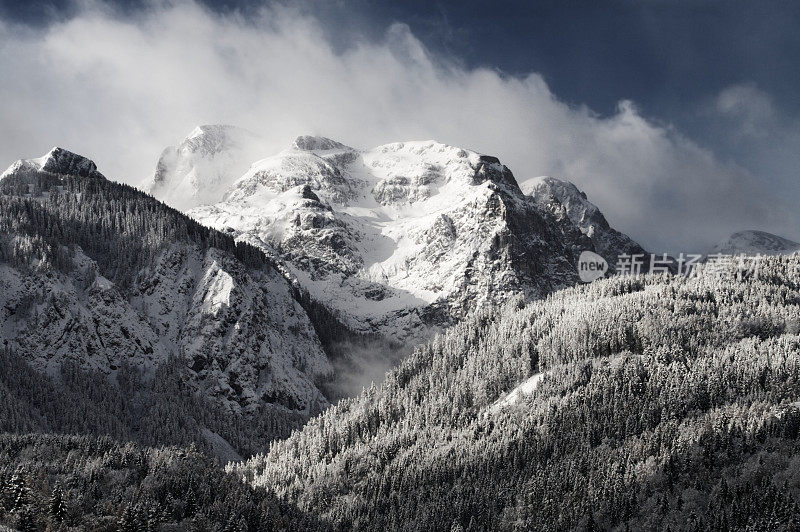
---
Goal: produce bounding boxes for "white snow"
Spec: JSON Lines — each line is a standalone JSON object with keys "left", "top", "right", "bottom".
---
{"left": 153, "top": 130, "right": 642, "bottom": 350}
{"left": 199, "top": 262, "right": 235, "bottom": 315}
{"left": 488, "top": 372, "right": 547, "bottom": 414}
{"left": 0, "top": 159, "right": 39, "bottom": 179}
{"left": 186, "top": 138, "right": 507, "bottom": 343}
{"left": 92, "top": 275, "right": 114, "bottom": 291}
{"left": 148, "top": 125, "right": 267, "bottom": 211}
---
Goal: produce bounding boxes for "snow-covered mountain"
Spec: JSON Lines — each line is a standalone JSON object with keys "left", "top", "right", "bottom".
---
{"left": 0, "top": 146, "right": 104, "bottom": 181}
{"left": 519, "top": 176, "right": 647, "bottom": 263}
{"left": 710, "top": 230, "right": 800, "bottom": 256}
{"left": 151, "top": 128, "right": 648, "bottom": 350}
{"left": 148, "top": 125, "right": 266, "bottom": 211}
{"left": 0, "top": 135, "right": 649, "bottom": 437}
{"left": 0, "top": 149, "right": 332, "bottom": 425}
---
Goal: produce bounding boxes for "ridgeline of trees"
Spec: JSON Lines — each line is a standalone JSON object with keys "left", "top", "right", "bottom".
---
{"left": 231, "top": 256, "right": 800, "bottom": 531}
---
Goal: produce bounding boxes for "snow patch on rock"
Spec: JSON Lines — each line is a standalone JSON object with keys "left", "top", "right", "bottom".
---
{"left": 198, "top": 261, "right": 235, "bottom": 315}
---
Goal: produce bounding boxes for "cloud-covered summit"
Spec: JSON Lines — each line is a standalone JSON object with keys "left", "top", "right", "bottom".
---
{"left": 0, "top": 0, "right": 795, "bottom": 252}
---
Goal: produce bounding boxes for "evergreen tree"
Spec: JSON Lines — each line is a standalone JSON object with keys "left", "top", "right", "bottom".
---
{"left": 48, "top": 484, "right": 67, "bottom": 524}
{"left": 7, "top": 470, "right": 29, "bottom": 513}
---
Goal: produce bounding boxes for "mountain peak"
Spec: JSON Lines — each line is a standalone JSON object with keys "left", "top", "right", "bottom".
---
{"left": 148, "top": 125, "right": 265, "bottom": 210}
{"left": 711, "top": 230, "right": 800, "bottom": 256}
{"left": 291, "top": 135, "right": 353, "bottom": 152}
{"left": 39, "top": 147, "right": 103, "bottom": 179}
{"left": 521, "top": 175, "right": 608, "bottom": 230}
{"left": 520, "top": 175, "right": 647, "bottom": 266}
{"left": 179, "top": 125, "right": 260, "bottom": 156}
{"left": 1, "top": 147, "right": 104, "bottom": 182}
{"left": 187, "top": 124, "right": 239, "bottom": 139}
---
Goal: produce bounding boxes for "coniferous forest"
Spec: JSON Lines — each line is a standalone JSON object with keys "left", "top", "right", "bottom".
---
{"left": 230, "top": 257, "right": 800, "bottom": 531}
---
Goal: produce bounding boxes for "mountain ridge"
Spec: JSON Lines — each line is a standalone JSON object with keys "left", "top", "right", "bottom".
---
{"left": 710, "top": 229, "right": 800, "bottom": 256}
{"left": 149, "top": 129, "right": 649, "bottom": 355}
{"left": 0, "top": 148, "right": 337, "bottom": 455}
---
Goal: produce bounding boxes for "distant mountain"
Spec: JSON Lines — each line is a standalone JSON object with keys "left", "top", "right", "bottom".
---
{"left": 151, "top": 129, "right": 648, "bottom": 356}
{"left": 710, "top": 229, "right": 800, "bottom": 256}
{"left": 0, "top": 148, "right": 333, "bottom": 456}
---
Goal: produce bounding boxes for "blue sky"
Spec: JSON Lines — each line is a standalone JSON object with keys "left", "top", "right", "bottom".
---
{"left": 0, "top": 0, "right": 797, "bottom": 251}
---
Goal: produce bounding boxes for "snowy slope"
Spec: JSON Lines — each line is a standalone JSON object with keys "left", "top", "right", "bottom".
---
{"left": 0, "top": 149, "right": 332, "bottom": 418}
{"left": 151, "top": 131, "right": 648, "bottom": 348}
{"left": 190, "top": 140, "right": 545, "bottom": 344}
{"left": 710, "top": 230, "right": 800, "bottom": 256}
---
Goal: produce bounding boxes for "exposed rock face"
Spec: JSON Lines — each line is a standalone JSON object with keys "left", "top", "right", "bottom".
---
{"left": 520, "top": 176, "right": 649, "bottom": 268}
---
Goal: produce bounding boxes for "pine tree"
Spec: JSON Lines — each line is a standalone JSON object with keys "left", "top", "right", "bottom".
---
{"left": 119, "top": 504, "right": 140, "bottom": 532}
{"left": 49, "top": 484, "right": 67, "bottom": 524}
{"left": 184, "top": 486, "right": 197, "bottom": 519}
{"left": 585, "top": 511, "right": 597, "bottom": 532}
{"left": 8, "top": 470, "right": 29, "bottom": 513}
{"left": 146, "top": 501, "right": 163, "bottom": 532}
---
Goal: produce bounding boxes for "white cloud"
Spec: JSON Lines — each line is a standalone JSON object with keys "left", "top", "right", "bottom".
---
{"left": 716, "top": 83, "right": 776, "bottom": 139}
{"left": 0, "top": 0, "right": 795, "bottom": 252}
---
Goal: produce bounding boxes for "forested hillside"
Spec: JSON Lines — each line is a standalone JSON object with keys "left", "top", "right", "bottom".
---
{"left": 0, "top": 433, "right": 320, "bottom": 531}
{"left": 231, "top": 256, "right": 800, "bottom": 531}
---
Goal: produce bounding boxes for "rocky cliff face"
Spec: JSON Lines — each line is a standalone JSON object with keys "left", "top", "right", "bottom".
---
{"left": 0, "top": 149, "right": 331, "bottom": 418}
{"left": 519, "top": 175, "right": 649, "bottom": 267}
